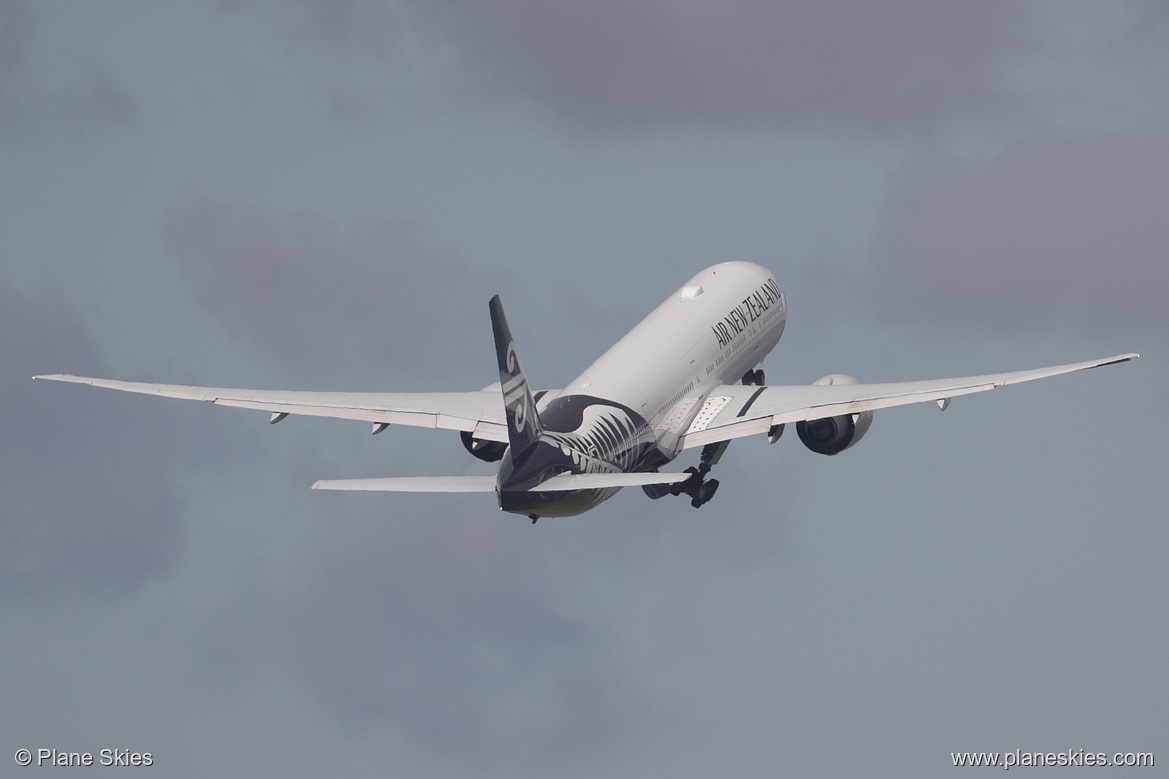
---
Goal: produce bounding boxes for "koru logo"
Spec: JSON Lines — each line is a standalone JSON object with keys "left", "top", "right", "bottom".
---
{"left": 506, "top": 341, "right": 520, "bottom": 375}
{"left": 505, "top": 341, "right": 532, "bottom": 434}
{"left": 515, "top": 395, "right": 529, "bottom": 432}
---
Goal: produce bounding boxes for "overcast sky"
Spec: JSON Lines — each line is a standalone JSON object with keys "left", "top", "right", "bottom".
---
{"left": 2, "top": 1, "right": 1165, "bottom": 776}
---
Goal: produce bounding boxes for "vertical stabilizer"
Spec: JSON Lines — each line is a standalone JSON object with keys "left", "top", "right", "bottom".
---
{"left": 489, "top": 295, "right": 543, "bottom": 454}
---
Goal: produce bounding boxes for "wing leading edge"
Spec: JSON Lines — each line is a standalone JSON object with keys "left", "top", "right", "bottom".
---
{"left": 33, "top": 374, "right": 514, "bottom": 442}
{"left": 679, "top": 353, "right": 1139, "bottom": 450}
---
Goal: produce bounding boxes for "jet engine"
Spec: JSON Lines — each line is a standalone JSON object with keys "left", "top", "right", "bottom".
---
{"left": 460, "top": 430, "right": 507, "bottom": 462}
{"left": 795, "top": 374, "right": 874, "bottom": 455}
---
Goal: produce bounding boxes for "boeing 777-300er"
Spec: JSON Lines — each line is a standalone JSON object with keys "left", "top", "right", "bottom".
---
{"left": 36, "top": 262, "right": 1137, "bottom": 521}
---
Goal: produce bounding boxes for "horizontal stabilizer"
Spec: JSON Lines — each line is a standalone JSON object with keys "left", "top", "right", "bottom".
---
{"left": 312, "top": 476, "right": 498, "bottom": 492}
{"left": 535, "top": 472, "right": 691, "bottom": 491}
{"left": 310, "top": 471, "right": 693, "bottom": 493}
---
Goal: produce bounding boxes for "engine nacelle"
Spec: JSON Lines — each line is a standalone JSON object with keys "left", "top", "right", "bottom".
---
{"left": 796, "top": 374, "right": 874, "bottom": 455}
{"left": 460, "top": 430, "right": 507, "bottom": 462}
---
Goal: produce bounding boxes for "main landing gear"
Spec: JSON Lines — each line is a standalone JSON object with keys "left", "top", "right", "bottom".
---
{"left": 742, "top": 368, "right": 765, "bottom": 386}
{"left": 667, "top": 368, "right": 763, "bottom": 507}
{"left": 664, "top": 368, "right": 763, "bottom": 508}
{"left": 670, "top": 440, "right": 729, "bottom": 508}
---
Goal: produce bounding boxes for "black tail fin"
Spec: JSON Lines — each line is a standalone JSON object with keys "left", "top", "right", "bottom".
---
{"left": 489, "top": 295, "right": 543, "bottom": 454}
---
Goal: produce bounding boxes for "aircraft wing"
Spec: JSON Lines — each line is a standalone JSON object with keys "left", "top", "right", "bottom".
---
{"left": 677, "top": 353, "right": 1139, "bottom": 450}
{"left": 32, "top": 374, "right": 515, "bottom": 443}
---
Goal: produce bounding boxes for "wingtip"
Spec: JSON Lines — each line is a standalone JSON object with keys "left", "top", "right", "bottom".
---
{"left": 1101, "top": 353, "right": 1140, "bottom": 367}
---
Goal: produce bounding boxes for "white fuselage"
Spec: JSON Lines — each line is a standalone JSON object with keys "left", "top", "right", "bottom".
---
{"left": 564, "top": 262, "right": 785, "bottom": 443}
{"left": 497, "top": 262, "right": 786, "bottom": 516}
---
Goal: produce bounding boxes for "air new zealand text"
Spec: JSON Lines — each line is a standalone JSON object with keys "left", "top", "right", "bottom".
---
{"left": 712, "top": 279, "right": 782, "bottom": 349}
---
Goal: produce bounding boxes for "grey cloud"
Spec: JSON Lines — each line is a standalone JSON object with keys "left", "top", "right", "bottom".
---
{"left": 0, "top": 0, "right": 137, "bottom": 139}
{"left": 276, "top": 515, "right": 633, "bottom": 769}
{"left": 0, "top": 0, "right": 34, "bottom": 124}
{"left": 1132, "top": 0, "right": 1169, "bottom": 45}
{"left": 0, "top": 284, "right": 183, "bottom": 598}
{"left": 0, "top": 0, "right": 33, "bottom": 82}
{"left": 451, "top": 1, "right": 1037, "bottom": 133}
{"left": 165, "top": 196, "right": 499, "bottom": 387}
{"left": 277, "top": 0, "right": 1038, "bottom": 135}
{"left": 868, "top": 133, "right": 1169, "bottom": 334}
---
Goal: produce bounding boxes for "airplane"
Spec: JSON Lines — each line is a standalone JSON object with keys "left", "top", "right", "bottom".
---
{"left": 35, "top": 262, "right": 1137, "bottom": 522}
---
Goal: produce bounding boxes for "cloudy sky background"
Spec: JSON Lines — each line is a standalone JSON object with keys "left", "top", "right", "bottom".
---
{"left": 2, "top": 1, "right": 1165, "bottom": 775}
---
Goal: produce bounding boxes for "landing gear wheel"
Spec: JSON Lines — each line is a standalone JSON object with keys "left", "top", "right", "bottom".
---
{"left": 677, "top": 442, "right": 729, "bottom": 508}
{"left": 741, "top": 369, "right": 765, "bottom": 386}
{"left": 690, "top": 478, "right": 720, "bottom": 508}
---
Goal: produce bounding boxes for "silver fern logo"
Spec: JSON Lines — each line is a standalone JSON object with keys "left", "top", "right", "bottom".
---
{"left": 545, "top": 404, "right": 648, "bottom": 472}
